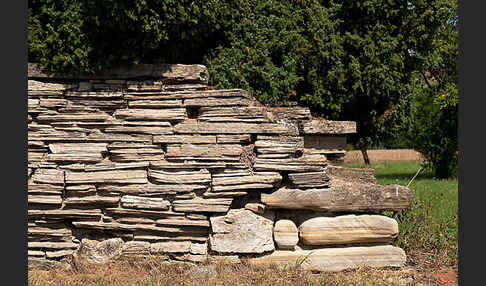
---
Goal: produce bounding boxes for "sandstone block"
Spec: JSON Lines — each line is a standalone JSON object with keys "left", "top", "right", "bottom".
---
{"left": 250, "top": 245, "right": 406, "bottom": 272}
{"left": 298, "top": 215, "right": 399, "bottom": 246}
{"left": 65, "top": 170, "right": 147, "bottom": 184}
{"left": 273, "top": 219, "right": 299, "bottom": 250}
{"left": 120, "top": 195, "right": 170, "bottom": 210}
{"left": 172, "top": 198, "right": 232, "bottom": 213}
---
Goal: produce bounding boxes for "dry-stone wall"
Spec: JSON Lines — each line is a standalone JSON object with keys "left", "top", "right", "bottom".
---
{"left": 27, "top": 63, "right": 415, "bottom": 272}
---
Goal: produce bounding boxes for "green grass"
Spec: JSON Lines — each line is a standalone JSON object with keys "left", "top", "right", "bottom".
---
{"left": 344, "top": 161, "right": 458, "bottom": 265}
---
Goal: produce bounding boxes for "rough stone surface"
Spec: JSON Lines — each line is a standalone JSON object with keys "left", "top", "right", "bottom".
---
{"left": 209, "top": 209, "right": 274, "bottom": 254}
{"left": 298, "top": 215, "right": 399, "bottom": 245}
{"left": 27, "top": 62, "right": 413, "bottom": 268}
{"left": 250, "top": 245, "right": 406, "bottom": 272}
{"left": 273, "top": 220, "right": 299, "bottom": 250}
{"left": 76, "top": 238, "right": 124, "bottom": 263}
{"left": 261, "top": 182, "right": 414, "bottom": 212}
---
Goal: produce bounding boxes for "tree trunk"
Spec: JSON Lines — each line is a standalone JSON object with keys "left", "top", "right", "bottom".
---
{"left": 360, "top": 147, "right": 371, "bottom": 167}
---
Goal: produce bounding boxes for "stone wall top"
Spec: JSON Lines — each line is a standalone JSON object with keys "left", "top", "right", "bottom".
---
{"left": 28, "top": 63, "right": 209, "bottom": 84}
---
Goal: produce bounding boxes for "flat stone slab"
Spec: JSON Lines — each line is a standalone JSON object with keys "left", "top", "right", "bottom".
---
{"left": 261, "top": 180, "right": 414, "bottom": 212}
{"left": 298, "top": 215, "right": 399, "bottom": 246}
{"left": 250, "top": 245, "right": 406, "bottom": 272}
{"left": 210, "top": 209, "right": 274, "bottom": 254}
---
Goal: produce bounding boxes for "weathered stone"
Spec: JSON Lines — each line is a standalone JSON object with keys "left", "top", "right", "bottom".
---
{"left": 261, "top": 182, "right": 414, "bottom": 212}
{"left": 298, "top": 215, "right": 398, "bottom": 246}
{"left": 65, "top": 170, "right": 147, "bottom": 184}
{"left": 190, "top": 242, "right": 208, "bottom": 255}
{"left": 255, "top": 136, "right": 304, "bottom": 157}
{"left": 29, "top": 63, "right": 208, "bottom": 83}
{"left": 150, "top": 241, "right": 191, "bottom": 254}
{"left": 298, "top": 119, "right": 356, "bottom": 135}
{"left": 115, "top": 217, "right": 155, "bottom": 225}
{"left": 48, "top": 143, "right": 108, "bottom": 154}
{"left": 128, "top": 99, "right": 183, "bottom": 108}
{"left": 28, "top": 183, "right": 63, "bottom": 195}
{"left": 46, "top": 249, "right": 75, "bottom": 259}
{"left": 326, "top": 165, "right": 376, "bottom": 184}
{"left": 28, "top": 226, "right": 71, "bottom": 240}
{"left": 172, "top": 198, "right": 232, "bottom": 213}
{"left": 155, "top": 219, "right": 210, "bottom": 228}
{"left": 104, "top": 208, "right": 185, "bottom": 219}
{"left": 32, "top": 169, "right": 64, "bottom": 185}
{"left": 269, "top": 106, "right": 312, "bottom": 120}
{"left": 98, "top": 183, "right": 206, "bottom": 196}
{"left": 109, "top": 146, "right": 165, "bottom": 162}
{"left": 273, "top": 220, "right": 299, "bottom": 250}
{"left": 46, "top": 153, "right": 104, "bottom": 163}
{"left": 104, "top": 123, "right": 173, "bottom": 135}
{"left": 184, "top": 97, "right": 251, "bottom": 107}
{"left": 114, "top": 108, "right": 187, "bottom": 121}
{"left": 148, "top": 169, "right": 211, "bottom": 184}
{"left": 28, "top": 242, "right": 78, "bottom": 250}
{"left": 209, "top": 209, "right": 274, "bottom": 254}
{"left": 28, "top": 195, "right": 62, "bottom": 205}
{"left": 28, "top": 79, "right": 72, "bottom": 91}
{"left": 216, "top": 135, "right": 252, "bottom": 144}
{"left": 65, "top": 185, "right": 97, "bottom": 197}
{"left": 64, "top": 91, "right": 124, "bottom": 98}
{"left": 121, "top": 241, "right": 151, "bottom": 256}
{"left": 86, "top": 131, "right": 152, "bottom": 143}
{"left": 77, "top": 238, "right": 124, "bottom": 263}
{"left": 165, "top": 144, "right": 242, "bottom": 161}
{"left": 28, "top": 250, "right": 45, "bottom": 257}
{"left": 173, "top": 120, "right": 298, "bottom": 135}
{"left": 84, "top": 162, "right": 149, "bottom": 171}
{"left": 66, "top": 99, "right": 126, "bottom": 109}
{"left": 39, "top": 98, "right": 68, "bottom": 108}
{"left": 198, "top": 106, "right": 270, "bottom": 122}
{"left": 37, "top": 112, "right": 112, "bottom": 122}
{"left": 153, "top": 135, "right": 216, "bottom": 144}
{"left": 244, "top": 203, "right": 266, "bottom": 215}
{"left": 211, "top": 171, "right": 282, "bottom": 192}
{"left": 134, "top": 234, "right": 207, "bottom": 243}
{"left": 71, "top": 221, "right": 208, "bottom": 235}
{"left": 64, "top": 196, "right": 120, "bottom": 206}
{"left": 202, "top": 191, "right": 248, "bottom": 198}
{"left": 288, "top": 171, "right": 329, "bottom": 188}
{"left": 149, "top": 161, "right": 226, "bottom": 170}
{"left": 250, "top": 245, "right": 406, "bottom": 272}
{"left": 253, "top": 154, "right": 326, "bottom": 172}
{"left": 120, "top": 195, "right": 170, "bottom": 210}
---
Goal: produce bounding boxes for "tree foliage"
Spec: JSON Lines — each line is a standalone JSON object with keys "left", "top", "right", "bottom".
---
{"left": 28, "top": 0, "right": 458, "bottom": 175}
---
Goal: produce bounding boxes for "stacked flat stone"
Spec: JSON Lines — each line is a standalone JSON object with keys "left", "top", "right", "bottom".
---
{"left": 28, "top": 63, "right": 414, "bottom": 272}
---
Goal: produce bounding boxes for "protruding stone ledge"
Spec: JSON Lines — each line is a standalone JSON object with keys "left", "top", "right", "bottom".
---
{"left": 28, "top": 63, "right": 209, "bottom": 84}
{"left": 261, "top": 182, "right": 414, "bottom": 212}
{"left": 298, "top": 119, "right": 356, "bottom": 135}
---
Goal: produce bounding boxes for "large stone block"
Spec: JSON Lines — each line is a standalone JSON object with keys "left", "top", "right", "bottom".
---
{"left": 250, "top": 245, "right": 406, "bottom": 272}
{"left": 298, "top": 215, "right": 399, "bottom": 246}
{"left": 209, "top": 209, "right": 274, "bottom": 254}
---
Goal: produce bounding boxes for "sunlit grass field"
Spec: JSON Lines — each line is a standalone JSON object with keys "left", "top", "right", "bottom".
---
{"left": 345, "top": 161, "right": 458, "bottom": 264}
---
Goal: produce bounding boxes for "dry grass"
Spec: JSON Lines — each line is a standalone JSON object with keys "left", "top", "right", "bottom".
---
{"left": 342, "top": 149, "right": 423, "bottom": 165}
{"left": 28, "top": 255, "right": 446, "bottom": 286}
